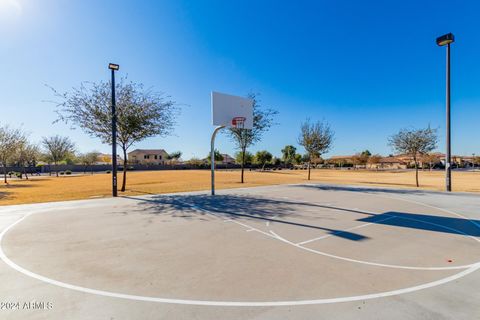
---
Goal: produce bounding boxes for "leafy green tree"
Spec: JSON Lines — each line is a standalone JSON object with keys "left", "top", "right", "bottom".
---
{"left": 207, "top": 149, "right": 224, "bottom": 164}
{"left": 235, "top": 151, "right": 253, "bottom": 166}
{"left": 281, "top": 145, "right": 296, "bottom": 167}
{"left": 167, "top": 151, "right": 182, "bottom": 164}
{"left": 271, "top": 157, "right": 281, "bottom": 166}
{"left": 254, "top": 150, "right": 273, "bottom": 170}
{"left": 361, "top": 150, "right": 372, "bottom": 157}
{"left": 228, "top": 93, "right": 277, "bottom": 183}
{"left": 294, "top": 153, "right": 303, "bottom": 165}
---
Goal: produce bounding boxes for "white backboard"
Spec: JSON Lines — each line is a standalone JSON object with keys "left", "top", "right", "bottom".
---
{"left": 211, "top": 91, "right": 253, "bottom": 129}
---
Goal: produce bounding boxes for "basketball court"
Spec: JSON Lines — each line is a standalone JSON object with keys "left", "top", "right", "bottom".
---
{"left": 1, "top": 93, "right": 479, "bottom": 319}
{"left": 1, "top": 183, "right": 480, "bottom": 319}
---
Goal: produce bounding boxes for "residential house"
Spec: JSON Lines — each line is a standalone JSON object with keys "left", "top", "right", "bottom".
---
{"left": 367, "top": 157, "right": 407, "bottom": 170}
{"left": 128, "top": 149, "right": 169, "bottom": 165}
{"left": 221, "top": 154, "right": 235, "bottom": 165}
{"left": 96, "top": 154, "right": 123, "bottom": 165}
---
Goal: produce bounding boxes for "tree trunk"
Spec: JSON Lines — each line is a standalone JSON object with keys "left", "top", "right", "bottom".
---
{"left": 307, "top": 161, "right": 311, "bottom": 180}
{"left": 3, "top": 165, "right": 6, "bottom": 184}
{"left": 240, "top": 147, "right": 246, "bottom": 183}
{"left": 414, "top": 156, "right": 419, "bottom": 187}
{"left": 262, "top": 162, "right": 266, "bottom": 171}
{"left": 55, "top": 161, "right": 59, "bottom": 177}
{"left": 23, "top": 166, "right": 28, "bottom": 180}
{"left": 121, "top": 147, "right": 127, "bottom": 192}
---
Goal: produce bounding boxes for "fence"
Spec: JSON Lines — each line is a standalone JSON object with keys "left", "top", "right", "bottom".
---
{"left": 2, "top": 163, "right": 244, "bottom": 174}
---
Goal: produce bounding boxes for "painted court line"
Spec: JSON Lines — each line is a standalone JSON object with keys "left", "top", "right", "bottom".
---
{"left": 1, "top": 191, "right": 480, "bottom": 306}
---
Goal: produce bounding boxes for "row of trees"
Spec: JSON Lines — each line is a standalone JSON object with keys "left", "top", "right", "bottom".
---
{"left": 213, "top": 121, "right": 441, "bottom": 188}
{"left": 0, "top": 127, "right": 78, "bottom": 182}
{"left": 221, "top": 115, "right": 334, "bottom": 182}
{"left": 1, "top": 73, "right": 446, "bottom": 190}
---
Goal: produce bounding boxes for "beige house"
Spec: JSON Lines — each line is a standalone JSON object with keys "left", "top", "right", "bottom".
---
{"left": 367, "top": 157, "right": 407, "bottom": 170}
{"left": 128, "top": 149, "right": 169, "bottom": 165}
{"left": 96, "top": 154, "right": 123, "bottom": 165}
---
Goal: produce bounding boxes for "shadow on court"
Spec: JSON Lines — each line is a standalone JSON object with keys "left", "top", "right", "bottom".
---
{"left": 122, "top": 192, "right": 480, "bottom": 240}
{"left": 294, "top": 183, "right": 465, "bottom": 196}
{"left": 122, "top": 194, "right": 370, "bottom": 241}
{"left": 359, "top": 212, "right": 480, "bottom": 237}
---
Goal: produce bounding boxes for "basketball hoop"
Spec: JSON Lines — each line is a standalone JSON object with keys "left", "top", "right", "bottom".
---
{"left": 232, "top": 117, "right": 246, "bottom": 129}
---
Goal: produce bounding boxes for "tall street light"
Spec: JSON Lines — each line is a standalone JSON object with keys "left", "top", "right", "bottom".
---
{"left": 108, "top": 63, "right": 120, "bottom": 197}
{"left": 436, "top": 33, "right": 454, "bottom": 192}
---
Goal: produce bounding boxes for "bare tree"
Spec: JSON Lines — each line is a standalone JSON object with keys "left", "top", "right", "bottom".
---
{"left": 367, "top": 154, "right": 382, "bottom": 170}
{"left": 42, "top": 135, "right": 76, "bottom": 177}
{"left": 389, "top": 127, "right": 438, "bottom": 187}
{"left": 13, "top": 142, "right": 40, "bottom": 179}
{"left": 298, "top": 119, "right": 334, "bottom": 180}
{"left": 77, "top": 151, "right": 101, "bottom": 174}
{"left": 351, "top": 152, "right": 369, "bottom": 169}
{"left": 0, "top": 125, "right": 27, "bottom": 183}
{"left": 51, "top": 78, "right": 177, "bottom": 191}
{"left": 421, "top": 153, "right": 440, "bottom": 171}
{"left": 227, "top": 93, "right": 277, "bottom": 183}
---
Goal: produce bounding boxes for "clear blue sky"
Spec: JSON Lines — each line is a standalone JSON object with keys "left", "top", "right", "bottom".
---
{"left": 1, "top": 0, "right": 479, "bottom": 159}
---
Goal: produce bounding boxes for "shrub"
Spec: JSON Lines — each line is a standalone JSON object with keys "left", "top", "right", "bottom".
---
{"left": 65, "top": 170, "right": 72, "bottom": 175}
{"left": 59, "top": 171, "right": 65, "bottom": 175}
{"left": 106, "top": 170, "right": 111, "bottom": 174}
{"left": 15, "top": 172, "right": 22, "bottom": 178}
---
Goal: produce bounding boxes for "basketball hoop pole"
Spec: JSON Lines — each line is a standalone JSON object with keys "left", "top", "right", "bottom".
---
{"left": 211, "top": 125, "right": 225, "bottom": 196}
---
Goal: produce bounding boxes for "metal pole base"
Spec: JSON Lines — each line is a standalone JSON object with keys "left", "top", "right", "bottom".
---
{"left": 211, "top": 126, "right": 225, "bottom": 196}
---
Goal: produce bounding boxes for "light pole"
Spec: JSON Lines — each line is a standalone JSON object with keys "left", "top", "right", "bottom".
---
{"left": 436, "top": 33, "right": 454, "bottom": 192}
{"left": 108, "top": 63, "right": 120, "bottom": 197}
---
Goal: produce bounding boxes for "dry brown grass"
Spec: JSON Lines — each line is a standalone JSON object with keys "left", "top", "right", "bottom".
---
{"left": 1, "top": 169, "right": 480, "bottom": 206}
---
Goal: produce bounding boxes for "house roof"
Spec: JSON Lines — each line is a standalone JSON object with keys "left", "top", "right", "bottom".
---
{"left": 329, "top": 155, "right": 354, "bottom": 160}
{"left": 128, "top": 149, "right": 168, "bottom": 154}
{"left": 379, "top": 157, "right": 406, "bottom": 164}
{"left": 221, "top": 154, "right": 234, "bottom": 160}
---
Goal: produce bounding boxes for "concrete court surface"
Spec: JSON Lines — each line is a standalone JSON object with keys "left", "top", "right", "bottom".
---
{"left": 0, "top": 183, "right": 479, "bottom": 319}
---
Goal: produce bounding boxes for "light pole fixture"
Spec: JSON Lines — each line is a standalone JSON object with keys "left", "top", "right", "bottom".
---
{"left": 436, "top": 33, "right": 454, "bottom": 192}
{"left": 108, "top": 63, "right": 120, "bottom": 197}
